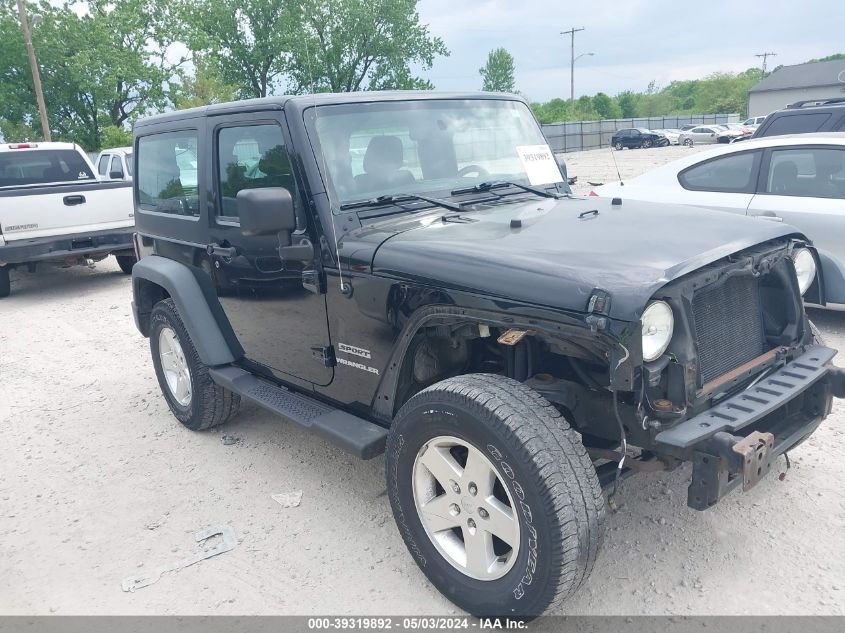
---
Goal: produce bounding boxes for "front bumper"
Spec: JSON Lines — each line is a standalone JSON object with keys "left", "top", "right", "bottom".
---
{"left": 0, "top": 228, "right": 134, "bottom": 265}
{"left": 654, "top": 345, "right": 840, "bottom": 510}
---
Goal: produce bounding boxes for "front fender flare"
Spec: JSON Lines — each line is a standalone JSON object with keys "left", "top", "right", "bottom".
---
{"left": 370, "top": 304, "right": 610, "bottom": 421}
{"left": 132, "top": 256, "right": 243, "bottom": 366}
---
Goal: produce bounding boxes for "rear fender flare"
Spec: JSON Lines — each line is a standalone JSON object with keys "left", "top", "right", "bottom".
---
{"left": 132, "top": 256, "right": 243, "bottom": 366}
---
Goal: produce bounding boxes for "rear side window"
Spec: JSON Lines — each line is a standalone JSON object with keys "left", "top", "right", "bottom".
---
{"left": 137, "top": 131, "right": 200, "bottom": 216}
{"left": 761, "top": 113, "right": 831, "bottom": 136}
{"left": 0, "top": 149, "right": 95, "bottom": 188}
{"left": 97, "top": 154, "right": 109, "bottom": 176}
{"left": 679, "top": 151, "right": 759, "bottom": 192}
{"left": 766, "top": 147, "right": 845, "bottom": 199}
{"left": 216, "top": 124, "right": 296, "bottom": 220}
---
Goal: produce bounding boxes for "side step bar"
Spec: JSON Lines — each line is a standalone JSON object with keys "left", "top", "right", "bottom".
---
{"left": 208, "top": 366, "right": 388, "bottom": 459}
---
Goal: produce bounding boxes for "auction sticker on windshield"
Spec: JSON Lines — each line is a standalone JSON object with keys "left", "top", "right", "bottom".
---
{"left": 516, "top": 144, "right": 562, "bottom": 186}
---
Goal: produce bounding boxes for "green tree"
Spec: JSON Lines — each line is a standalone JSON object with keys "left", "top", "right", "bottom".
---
{"left": 591, "top": 92, "right": 621, "bottom": 119}
{"left": 616, "top": 90, "right": 639, "bottom": 118}
{"left": 181, "top": 0, "right": 295, "bottom": 98}
{"left": 0, "top": 0, "right": 185, "bottom": 150}
{"left": 175, "top": 57, "right": 238, "bottom": 109}
{"left": 479, "top": 47, "right": 515, "bottom": 93}
{"left": 531, "top": 98, "right": 570, "bottom": 123}
{"left": 286, "top": 0, "right": 448, "bottom": 93}
{"left": 100, "top": 125, "right": 132, "bottom": 148}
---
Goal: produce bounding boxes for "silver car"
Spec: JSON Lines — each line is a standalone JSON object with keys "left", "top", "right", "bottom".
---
{"left": 595, "top": 133, "right": 845, "bottom": 303}
{"left": 678, "top": 125, "right": 722, "bottom": 145}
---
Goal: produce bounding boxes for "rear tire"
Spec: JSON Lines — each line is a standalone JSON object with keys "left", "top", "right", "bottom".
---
{"left": 116, "top": 254, "right": 137, "bottom": 274}
{"left": 149, "top": 298, "right": 240, "bottom": 430}
{"left": 0, "top": 266, "right": 10, "bottom": 298}
{"left": 385, "top": 374, "right": 605, "bottom": 617}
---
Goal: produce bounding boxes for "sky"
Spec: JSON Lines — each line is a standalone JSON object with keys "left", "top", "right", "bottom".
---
{"left": 417, "top": 0, "right": 845, "bottom": 102}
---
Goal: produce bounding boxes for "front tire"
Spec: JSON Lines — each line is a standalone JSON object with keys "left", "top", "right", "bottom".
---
{"left": 640, "top": 138, "right": 653, "bottom": 149}
{"left": 149, "top": 298, "right": 240, "bottom": 430}
{"left": 0, "top": 266, "right": 10, "bottom": 298}
{"left": 613, "top": 141, "right": 623, "bottom": 150}
{"left": 385, "top": 374, "right": 605, "bottom": 617}
{"left": 683, "top": 138, "right": 693, "bottom": 146}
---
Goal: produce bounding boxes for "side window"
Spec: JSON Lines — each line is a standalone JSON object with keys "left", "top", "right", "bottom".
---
{"left": 766, "top": 147, "right": 845, "bottom": 199}
{"left": 216, "top": 123, "right": 295, "bottom": 220}
{"left": 109, "top": 155, "right": 124, "bottom": 178}
{"left": 678, "top": 151, "right": 759, "bottom": 192}
{"left": 97, "top": 155, "right": 109, "bottom": 176}
{"left": 137, "top": 131, "right": 200, "bottom": 216}
{"left": 763, "top": 113, "right": 831, "bottom": 136}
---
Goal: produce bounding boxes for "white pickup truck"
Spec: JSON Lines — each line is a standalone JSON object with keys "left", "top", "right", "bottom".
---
{"left": 0, "top": 142, "right": 136, "bottom": 298}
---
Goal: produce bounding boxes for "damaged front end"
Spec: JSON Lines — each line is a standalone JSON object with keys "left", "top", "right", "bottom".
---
{"left": 560, "top": 238, "right": 844, "bottom": 510}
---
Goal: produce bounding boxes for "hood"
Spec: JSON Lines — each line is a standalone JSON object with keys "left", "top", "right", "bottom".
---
{"left": 354, "top": 196, "right": 799, "bottom": 321}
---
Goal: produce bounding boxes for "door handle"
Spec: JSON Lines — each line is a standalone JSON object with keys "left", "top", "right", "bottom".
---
{"left": 206, "top": 243, "right": 238, "bottom": 258}
{"left": 63, "top": 195, "right": 86, "bottom": 206}
{"left": 756, "top": 212, "right": 783, "bottom": 222}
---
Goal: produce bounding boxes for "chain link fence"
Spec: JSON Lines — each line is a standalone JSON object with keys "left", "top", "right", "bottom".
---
{"left": 541, "top": 113, "right": 741, "bottom": 153}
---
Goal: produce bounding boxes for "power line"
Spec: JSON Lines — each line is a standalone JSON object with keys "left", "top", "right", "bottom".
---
{"left": 560, "top": 27, "right": 585, "bottom": 101}
{"left": 755, "top": 52, "right": 777, "bottom": 75}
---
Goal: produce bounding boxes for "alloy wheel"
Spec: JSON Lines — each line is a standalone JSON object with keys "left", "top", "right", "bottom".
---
{"left": 158, "top": 326, "right": 192, "bottom": 407}
{"left": 412, "top": 435, "right": 521, "bottom": 581}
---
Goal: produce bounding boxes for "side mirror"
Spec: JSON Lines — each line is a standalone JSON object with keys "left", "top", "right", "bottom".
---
{"left": 109, "top": 170, "right": 123, "bottom": 179}
{"left": 238, "top": 188, "right": 296, "bottom": 239}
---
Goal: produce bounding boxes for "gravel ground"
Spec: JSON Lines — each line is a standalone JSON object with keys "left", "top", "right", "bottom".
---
{"left": 2, "top": 144, "right": 844, "bottom": 616}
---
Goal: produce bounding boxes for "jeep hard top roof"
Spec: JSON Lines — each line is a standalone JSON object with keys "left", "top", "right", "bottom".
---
{"left": 135, "top": 91, "right": 526, "bottom": 129}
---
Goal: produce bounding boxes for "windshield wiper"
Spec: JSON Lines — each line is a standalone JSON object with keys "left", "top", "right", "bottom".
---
{"left": 451, "top": 180, "right": 566, "bottom": 199}
{"left": 339, "top": 193, "right": 463, "bottom": 213}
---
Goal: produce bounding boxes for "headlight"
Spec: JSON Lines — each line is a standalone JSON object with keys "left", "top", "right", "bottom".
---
{"left": 641, "top": 301, "right": 674, "bottom": 362}
{"left": 792, "top": 248, "right": 816, "bottom": 295}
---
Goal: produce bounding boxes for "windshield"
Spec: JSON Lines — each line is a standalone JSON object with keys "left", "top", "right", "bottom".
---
{"left": 305, "top": 99, "right": 562, "bottom": 210}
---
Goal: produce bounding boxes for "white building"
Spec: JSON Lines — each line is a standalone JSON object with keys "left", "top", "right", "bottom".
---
{"left": 748, "top": 59, "right": 845, "bottom": 117}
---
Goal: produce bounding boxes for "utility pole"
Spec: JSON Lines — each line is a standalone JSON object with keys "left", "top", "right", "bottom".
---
{"left": 561, "top": 27, "right": 585, "bottom": 101}
{"left": 15, "top": 0, "right": 51, "bottom": 141}
{"left": 755, "top": 52, "right": 777, "bottom": 76}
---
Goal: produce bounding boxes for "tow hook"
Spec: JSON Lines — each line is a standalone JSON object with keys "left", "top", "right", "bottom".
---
{"left": 732, "top": 431, "right": 775, "bottom": 492}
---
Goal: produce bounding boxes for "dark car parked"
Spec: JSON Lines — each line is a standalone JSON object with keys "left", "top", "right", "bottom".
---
{"left": 129, "top": 91, "right": 844, "bottom": 617}
{"left": 753, "top": 98, "right": 845, "bottom": 139}
{"left": 612, "top": 127, "right": 668, "bottom": 149}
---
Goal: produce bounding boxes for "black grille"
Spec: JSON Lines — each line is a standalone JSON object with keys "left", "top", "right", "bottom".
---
{"left": 692, "top": 274, "right": 766, "bottom": 384}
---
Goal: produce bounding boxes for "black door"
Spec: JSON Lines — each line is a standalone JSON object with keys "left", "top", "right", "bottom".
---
{"left": 204, "top": 114, "right": 333, "bottom": 386}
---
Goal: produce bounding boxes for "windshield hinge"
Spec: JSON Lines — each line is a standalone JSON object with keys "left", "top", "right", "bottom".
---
{"left": 311, "top": 345, "right": 336, "bottom": 367}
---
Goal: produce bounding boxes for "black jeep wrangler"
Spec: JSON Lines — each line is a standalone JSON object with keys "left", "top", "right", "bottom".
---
{"left": 129, "top": 92, "right": 845, "bottom": 617}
